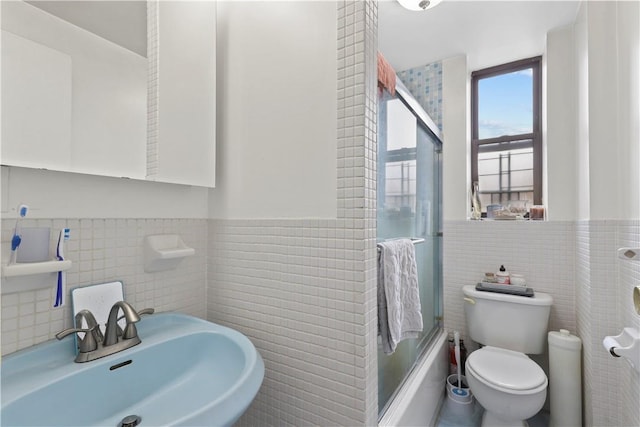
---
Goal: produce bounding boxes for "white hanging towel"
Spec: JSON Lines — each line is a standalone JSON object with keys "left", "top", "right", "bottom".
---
{"left": 377, "top": 239, "right": 423, "bottom": 355}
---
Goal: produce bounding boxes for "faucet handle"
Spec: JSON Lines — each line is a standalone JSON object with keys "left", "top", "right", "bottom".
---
{"left": 137, "top": 308, "right": 155, "bottom": 316}
{"left": 56, "top": 327, "right": 89, "bottom": 340}
{"left": 117, "top": 308, "right": 155, "bottom": 323}
{"left": 55, "top": 326, "right": 99, "bottom": 353}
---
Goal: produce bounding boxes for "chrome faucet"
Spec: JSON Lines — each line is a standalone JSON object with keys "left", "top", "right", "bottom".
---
{"left": 56, "top": 302, "right": 154, "bottom": 363}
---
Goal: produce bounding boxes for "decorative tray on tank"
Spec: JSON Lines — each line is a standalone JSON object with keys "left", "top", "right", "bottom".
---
{"left": 476, "top": 282, "right": 534, "bottom": 297}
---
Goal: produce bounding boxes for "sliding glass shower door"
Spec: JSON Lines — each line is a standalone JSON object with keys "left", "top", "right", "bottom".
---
{"left": 377, "top": 90, "right": 443, "bottom": 415}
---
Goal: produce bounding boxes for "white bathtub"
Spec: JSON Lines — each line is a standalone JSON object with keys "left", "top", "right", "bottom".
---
{"left": 379, "top": 330, "right": 449, "bottom": 427}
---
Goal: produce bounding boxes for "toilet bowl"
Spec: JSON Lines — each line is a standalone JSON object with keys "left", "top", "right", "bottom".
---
{"left": 465, "top": 346, "right": 547, "bottom": 427}
{"left": 462, "top": 285, "right": 553, "bottom": 427}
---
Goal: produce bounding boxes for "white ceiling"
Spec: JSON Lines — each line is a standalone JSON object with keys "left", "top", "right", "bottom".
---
{"left": 379, "top": 0, "right": 581, "bottom": 72}
{"left": 26, "top": 0, "right": 580, "bottom": 73}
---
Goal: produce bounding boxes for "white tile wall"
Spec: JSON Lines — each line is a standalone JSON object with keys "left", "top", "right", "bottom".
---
{"left": 146, "top": 0, "right": 159, "bottom": 180}
{"left": 206, "top": 2, "right": 379, "bottom": 426}
{"left": 1, "top": 218, "right": 207, "bottom": 356}
{"left": 587, "top": 221, "right": 623, "bottom": 426}
{"left": 575, "top": 220, "right": 593, "bottom": 427}
{"left": 208, "top": 219, "right": 371, "bottom": 426}
{"left": 581, "top": 220, "right": 640, "bottom": 427}
{"left": 618, "top": 221, "right": 640, "bottom": 427}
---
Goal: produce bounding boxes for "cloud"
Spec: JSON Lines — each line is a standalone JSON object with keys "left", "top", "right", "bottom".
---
{"left": 513, "top": 69, "right": 533, "bottom": 78}
{"left": 479, "top": 119, "right": 530, "bottom": 138}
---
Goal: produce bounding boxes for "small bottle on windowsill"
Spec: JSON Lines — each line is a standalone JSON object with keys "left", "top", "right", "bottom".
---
{"left": 530, "top": 205, "right": 546, "bottom": 220}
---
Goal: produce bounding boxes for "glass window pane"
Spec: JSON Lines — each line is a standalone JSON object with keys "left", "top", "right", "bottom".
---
{"left": 510, "top": 150, "right": 533, "bottom": 171}
{"left": 386, "top": 99, "right": 417, "bottom": 151}
{"left": 476, "top": 142, "right": 534, "bottom": 210}
{"left": 385, "top": 160, "right": 416, "bottom": 214}
{"left": 478, "top": 69, "right": 533, "bottom": 139}
{"left": 479, "top": 174, "right": 499, "bottom": 192}
{"left": 477, "top": 156, "right": 498, "bottom": 176}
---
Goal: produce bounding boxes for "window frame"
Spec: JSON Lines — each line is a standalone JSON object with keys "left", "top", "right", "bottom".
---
{"left": 471, "top": 56, "right": 543, "bottom": 206}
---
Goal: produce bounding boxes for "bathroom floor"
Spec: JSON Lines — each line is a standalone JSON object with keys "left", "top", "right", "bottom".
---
{"left": 436, "top": 397, "right": 550, "bottom": 427}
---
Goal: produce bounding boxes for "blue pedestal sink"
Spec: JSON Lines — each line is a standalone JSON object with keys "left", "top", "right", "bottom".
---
{"left": 2, "top": 313, "right": 264, "bottom": 426}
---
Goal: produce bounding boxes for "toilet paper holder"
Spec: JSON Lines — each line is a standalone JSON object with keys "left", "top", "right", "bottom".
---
{"left": 603, "top": 328, "right": 640, "bottom": 373}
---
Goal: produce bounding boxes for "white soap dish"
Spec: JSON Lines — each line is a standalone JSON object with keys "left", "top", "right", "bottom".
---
{"left": 144, "top": 234, "right": 195, "bottom": 273}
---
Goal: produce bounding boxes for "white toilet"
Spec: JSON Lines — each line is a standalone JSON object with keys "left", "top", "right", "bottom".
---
{"left": 462, "top": 284, "right": 553, "bottom": 427}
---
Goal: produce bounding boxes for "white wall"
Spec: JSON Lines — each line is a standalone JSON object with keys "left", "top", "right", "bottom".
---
{"left": 442, "top": 55, "right": 468, "bottom": 221}
{"left": 574, "top": 0, "right": 640, "bottom": 221}
{"left": 1, "top": 167, "right": 208, "bottom": 219}
{"left": 1, "top": 1, "right": 147, "bottom": 180}
{"left": 586, "top": 2, "right": 620, "bottom": 220}
{"left": 545, "top": 26, "right": 577, "bottom": 221}
{"left": 209, "top": 1, "right": 337, "bottom": 219}
{"left": 616, "top": 1, "right": 640, "bottom": 219}
{"left": 574, "top": 0, "right": 639, "bottom": 216}
{"left": 575, "top": 4, "right": 590, "bottom": 221}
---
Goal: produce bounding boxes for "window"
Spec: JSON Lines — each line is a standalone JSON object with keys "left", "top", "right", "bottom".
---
{"left": 471, "top": 56, "right": 542, "bottom": 212}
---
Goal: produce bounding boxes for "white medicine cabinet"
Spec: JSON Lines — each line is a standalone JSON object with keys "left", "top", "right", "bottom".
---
{"left": 1, "top": 1, "right": 216, "bottom": 188}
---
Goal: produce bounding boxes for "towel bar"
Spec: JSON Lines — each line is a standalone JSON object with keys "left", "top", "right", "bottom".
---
{"left": 376, "top": 237, "right": 425, "bottom": 253}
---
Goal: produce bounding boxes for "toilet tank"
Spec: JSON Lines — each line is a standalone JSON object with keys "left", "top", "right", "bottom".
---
{"left": 462, "top": 284, "right": 553, "bottom": 354}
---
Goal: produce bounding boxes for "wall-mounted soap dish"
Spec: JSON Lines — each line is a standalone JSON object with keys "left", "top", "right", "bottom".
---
{"left": 144, "top": 234, "right": 195, "bottom": 273}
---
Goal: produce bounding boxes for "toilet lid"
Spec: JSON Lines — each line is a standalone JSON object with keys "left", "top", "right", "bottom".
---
{"left": 466, "top": 347, "right": 547, "bottom": 393}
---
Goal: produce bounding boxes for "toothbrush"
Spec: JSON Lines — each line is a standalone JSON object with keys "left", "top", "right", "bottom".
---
{"left": 54, "top": 228, "right": 70, "bottom": 307}
{"left": 9, "top": 204, "right": 29, "bottom": 264}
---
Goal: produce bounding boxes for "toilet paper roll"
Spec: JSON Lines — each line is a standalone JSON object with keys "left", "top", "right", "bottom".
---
{"left": 602, "top": 336, "right": 619, "bottom": 354}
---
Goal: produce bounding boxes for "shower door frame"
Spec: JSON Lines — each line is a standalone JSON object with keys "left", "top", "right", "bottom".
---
{"left": 377, "top": 77, "right": 444, "bottom": 419}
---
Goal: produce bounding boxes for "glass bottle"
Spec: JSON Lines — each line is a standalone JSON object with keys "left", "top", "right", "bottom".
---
{"left": 471, "top": 181, "right": 482, "bottom": 220}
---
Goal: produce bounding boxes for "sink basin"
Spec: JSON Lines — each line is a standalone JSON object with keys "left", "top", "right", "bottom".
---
{"left": 1, "top": 313, "right": 264, "bottom": 426}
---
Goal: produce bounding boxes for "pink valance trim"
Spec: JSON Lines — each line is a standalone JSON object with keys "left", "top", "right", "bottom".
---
{"left": 377, "top": 51, "right": 396, "bottom": 96}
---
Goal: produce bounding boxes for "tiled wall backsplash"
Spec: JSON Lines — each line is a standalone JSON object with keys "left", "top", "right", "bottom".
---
{"left": 618, "top": 221, "right": 640, "bottom": 427}
{"left": 575, "top": 221, "right": 593, "bottom": 426}
{"left": 397, "top": 62, "right": 443, "bottom": 131}
{"left": 581, "top": 220, "right": 640, "bottom": 427}
{"left": 443, "top": 220, "right": 577, "bottom": 343}
{"left": 1, "top": 218, "right": 207, "bottom": 356}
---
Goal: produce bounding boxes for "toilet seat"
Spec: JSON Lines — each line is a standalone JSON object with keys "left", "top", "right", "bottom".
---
{"left": 466, "top": 346, "right": 547, "bottom": 395}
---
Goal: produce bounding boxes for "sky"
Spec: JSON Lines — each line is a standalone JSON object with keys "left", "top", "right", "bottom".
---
{"left": 478, "top": 69, "right": 533, "bottom": 139}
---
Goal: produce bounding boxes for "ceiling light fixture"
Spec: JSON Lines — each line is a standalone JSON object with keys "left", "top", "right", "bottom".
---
{"left": 397, "top": 0, "right": 443, "bottom": 11}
